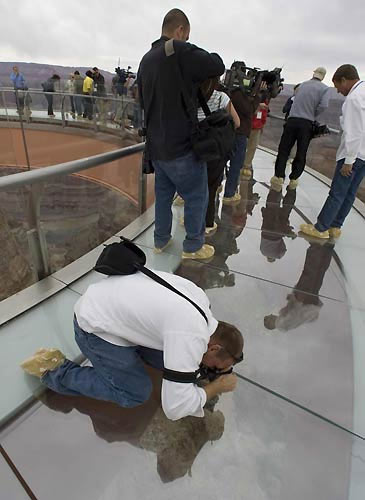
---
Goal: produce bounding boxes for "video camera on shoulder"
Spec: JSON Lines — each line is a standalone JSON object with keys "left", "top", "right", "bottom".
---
{"left": 223, "top": 61, "right": 284, "bottom": 98}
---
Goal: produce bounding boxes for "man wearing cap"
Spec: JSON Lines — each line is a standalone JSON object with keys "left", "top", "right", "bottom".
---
{"left": 271, "top": 67, "right": 330, "bottom": 190}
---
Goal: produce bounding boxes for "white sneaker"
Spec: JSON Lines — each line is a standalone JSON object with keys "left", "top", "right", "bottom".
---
{"left": 182, "top": 244, "right": 215, "bottom": 260}
{"left": 154, "top": 238, "right": 172, "bottom": 254}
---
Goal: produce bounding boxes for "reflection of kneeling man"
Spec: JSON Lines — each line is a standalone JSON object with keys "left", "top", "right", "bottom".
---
{"left": 22, "top": 272, "right": 243, "bottom": 420}
{"left": 264, "top": 242, "right": 334, "bottom": 331}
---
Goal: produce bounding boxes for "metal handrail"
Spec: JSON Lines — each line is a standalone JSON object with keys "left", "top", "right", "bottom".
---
{"left": 0, "top": 87, "right": 132, "bottom": 104}
{"left": 0, "top": 142, "right": 145, "bottom": 191}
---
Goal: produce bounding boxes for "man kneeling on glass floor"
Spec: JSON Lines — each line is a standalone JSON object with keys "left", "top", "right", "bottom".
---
{"left": 21, "top": 272, "right": 243, "bottom": 420}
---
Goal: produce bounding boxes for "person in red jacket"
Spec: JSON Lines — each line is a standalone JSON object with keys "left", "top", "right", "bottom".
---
{"left": 241, "top": 97, "right": 269, "bottom": 178}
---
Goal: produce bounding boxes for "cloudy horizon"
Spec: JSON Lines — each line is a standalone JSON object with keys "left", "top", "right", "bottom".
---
{"left": 1, "top": 0, "right": 364, "bottom": 85}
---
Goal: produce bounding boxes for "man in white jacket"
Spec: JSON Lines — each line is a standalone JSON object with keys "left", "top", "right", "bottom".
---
{"left": 21, "top": 271, "right": 243, "bottom": 421}
{"left": 301, "top": 64, "right": 365, "bottom": 239}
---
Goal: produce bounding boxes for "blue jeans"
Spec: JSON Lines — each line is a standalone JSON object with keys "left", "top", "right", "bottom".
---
{"left": 152, "top": 151, "right": 208, "bottom": 253}
{"left": 224, "top": 134, "right": 248, "bottom": 197}
{"left": 42, "top": 318, "right": 164, "bottom": 408}
{"left": 74, "top": 95, "right": 83, "bottom": 115}
{"left": 315, "top": 158, "right": 365, "bottom": 232}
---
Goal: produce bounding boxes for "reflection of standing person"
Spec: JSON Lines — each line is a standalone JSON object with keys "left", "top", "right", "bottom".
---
{"left": 42, "top": 74, "right": 60, "bottom": 117}
{"left": 260, "top": 188, "right": 297, "bottom": 262}
{"left": 82, "top": 70, "right": 94, "bottom": 120}
{"left": 264, "top": 241, "right": 334, "bottom": 331}
{"left": 300, "top": 64, "right": 365, "bottom": 240}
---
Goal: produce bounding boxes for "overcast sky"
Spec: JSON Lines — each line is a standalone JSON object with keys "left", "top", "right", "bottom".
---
{"left": 1, "top": 0, "right": 364, "bottom": 84}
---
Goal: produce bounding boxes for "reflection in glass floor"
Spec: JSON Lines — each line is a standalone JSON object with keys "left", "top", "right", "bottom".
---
{"left": 1, "top": 149, "right": 365, "bottom": 499}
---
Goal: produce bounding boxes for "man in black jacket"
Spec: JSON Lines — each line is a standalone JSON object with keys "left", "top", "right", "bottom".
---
{"left": 138, "top": 9, "right": 225, "bottom": 260}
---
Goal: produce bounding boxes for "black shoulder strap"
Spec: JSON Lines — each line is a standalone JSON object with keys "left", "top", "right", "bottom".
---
{"left": 163, "top": 368, "right": 200, "bottom": 383}
{"left": 197, "top": 88, "right": 211, "bottom": 117}
{"left": 165, "top": 39, "right": 211, "bottom": 121}
{"left": 136, "top": 265, "right": 208, "bottom": 324}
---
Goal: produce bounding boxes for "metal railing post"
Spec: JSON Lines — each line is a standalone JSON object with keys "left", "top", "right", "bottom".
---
{"left": 61, "top": 94, "right": 66, "bottom": 127}
{"left": 2, "top": 91, "right": 9, "bottom": 120}
{"left": 138, "top": 155, "right": 147, "bottom": 214}
{"left": 15, "top": 89, "right": 31, "bottom": 171}
{"left": 25, "top": 184, "right": 50, "bottom": 279}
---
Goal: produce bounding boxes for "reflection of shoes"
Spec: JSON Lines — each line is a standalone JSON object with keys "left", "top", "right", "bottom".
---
{"left": 21, "top": 348, "right": 66, "bottom": 378}
{"left": 241, "top": 168, "right": 252, "bottom": 179}
{"left": 182, "top": 244, "right": 215, "bottom": 260}
{"left": 299, "top": 224, "right": 329, "bottom": 239}
{"left": 329, "top": 227, "right": 341, "bottom": 238}
{"left": 205, "top": 222, "right": 218, "bottom": 236}
{"left": 154, "top": 238, "right": 172, "bottom": 254}
{"left": 288, "top": 179, "right": 299, "bottom": 190}
{"left": 179, "top": 216, "right": 184, "bottom": 227}
{"left": 223, "top": 193, "right": 241, "bottom": 204}
{"left": 270, "top": 176, "right": 284, "bottom": 188}
{"left": 173, "top": 195, "right": 184, "bottom": 206}
{"left": 48, "top": 114, "right": 56, "bottom": 118}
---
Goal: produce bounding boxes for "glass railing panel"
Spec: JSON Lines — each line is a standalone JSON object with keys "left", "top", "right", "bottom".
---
{"left": 0, "top": 185, "right": 37, "bottom": 301}
{"left": 38, "top": 162, "right": 141, "bottom": 274}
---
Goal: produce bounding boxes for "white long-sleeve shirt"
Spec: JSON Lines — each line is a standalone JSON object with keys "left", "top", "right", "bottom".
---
{"left": 74, "top": 271, "right": 218, "bottom": 420}
{"left": 336, "top": 81, "right": 365, "bottom": 165}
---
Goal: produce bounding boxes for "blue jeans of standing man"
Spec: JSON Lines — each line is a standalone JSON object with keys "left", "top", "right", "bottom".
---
{"left": 152, "top": 151, "right": 208, "bottom": 253}
{"left": 42, "top": 318, "right": 164, "bottom": 408}
{"left": 74, "top": 95, "right": 83, "bottom": 115}
{"left": 315, "top": 158, "right": 365, "bottom": 232}
{"left": 224, "top": 134, "right": 248, "bottom": 197}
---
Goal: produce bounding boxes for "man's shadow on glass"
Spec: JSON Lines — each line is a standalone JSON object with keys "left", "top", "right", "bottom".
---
{"left": 38, "top": 365, "right": 225, "bottom": 483}
{"left": 264, "top": 240, "right": 335, "bottom": 332}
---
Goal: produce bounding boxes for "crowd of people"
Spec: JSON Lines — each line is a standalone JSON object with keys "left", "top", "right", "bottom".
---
{"left": 8, "top": 64, "right": 139, "bottom": 123}
{"left": 20, "top": 8, "right": 364, "bottom": 424}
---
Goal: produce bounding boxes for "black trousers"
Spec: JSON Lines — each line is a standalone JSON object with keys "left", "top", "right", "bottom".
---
{"left": 83, "top": 94, "right": 93, "bottom": 119}
{"left": 206, "top": 158, "right": 226, "bottom": 227}
{"left": 274, "top": 117, "right": 313, "bottom": 180}
{"left": 45, "top": 94, "right": 54, "bottom": 115}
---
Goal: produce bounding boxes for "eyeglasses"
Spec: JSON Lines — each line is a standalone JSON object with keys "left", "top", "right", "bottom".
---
{"left": 220, "top": 345, "right": 244, "bottom": 365}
